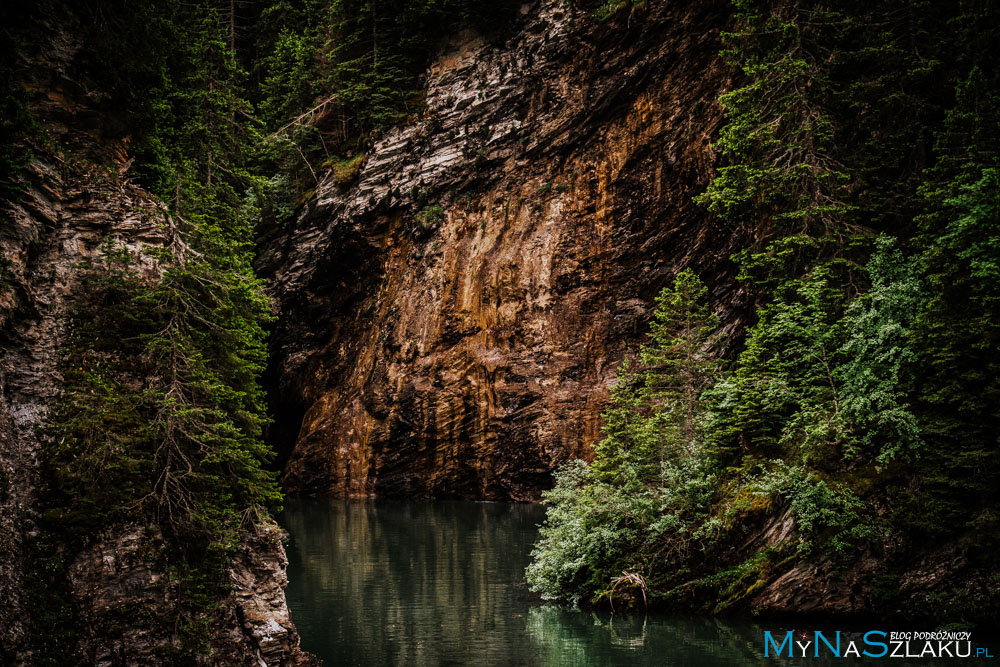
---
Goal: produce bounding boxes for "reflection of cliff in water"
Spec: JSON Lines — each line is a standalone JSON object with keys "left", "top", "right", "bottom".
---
{"left": 280, "top": 498, "right": 546, "bottom": 665}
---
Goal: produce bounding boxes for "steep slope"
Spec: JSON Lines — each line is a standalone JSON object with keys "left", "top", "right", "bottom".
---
{"left": 0, "top": 12, "right": 311, "bottom": 665}
{"left": 259, "top": 0, "right": 747, "bottom": 500}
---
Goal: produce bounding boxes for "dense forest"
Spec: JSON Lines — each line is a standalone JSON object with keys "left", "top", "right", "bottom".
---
{"left": 2, "top": 0, "right": 998, "bottom": 662}
{"left": 528, "top": 0, "right": 1000, "bottom": 624}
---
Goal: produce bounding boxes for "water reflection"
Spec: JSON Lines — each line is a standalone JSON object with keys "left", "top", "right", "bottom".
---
{"left": 524, "top": 608, "right": 769, "bottom": 666}
{"left": 281, "top": 499, "right": 544, "bottom": 666}
{"left": 279, "top": 499, "right": 991, "bottom": 666}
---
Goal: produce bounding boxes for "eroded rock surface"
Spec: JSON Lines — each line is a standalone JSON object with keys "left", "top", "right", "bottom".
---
{"left": 68, "top": 522, "right": 309, "bottom": 666}
{"left": 260, "top": 0, "right": 746, "bottom": 499}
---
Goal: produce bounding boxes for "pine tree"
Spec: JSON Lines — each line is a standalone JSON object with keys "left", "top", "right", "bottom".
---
{"left": 47, "top": 231, "right": 281, "bottom": 654}
{"left": 640, "top": 269, "right": 721, "bottom": 456}
{"left": 694, "top": 0, "right": 853, "bottom": 241}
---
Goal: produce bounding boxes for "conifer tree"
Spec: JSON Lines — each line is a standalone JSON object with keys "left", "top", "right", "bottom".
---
{"left": 640, "top": 269, "right": 721, "bottom": 456}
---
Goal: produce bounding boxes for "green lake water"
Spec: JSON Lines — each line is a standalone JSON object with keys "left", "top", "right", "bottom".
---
{"left": 279, "top": 498, "right": 995, "bottom": 666}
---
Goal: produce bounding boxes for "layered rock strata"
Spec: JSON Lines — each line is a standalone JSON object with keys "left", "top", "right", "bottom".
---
{"left": 260, "top": 0, "right": 746, "bottom": 500}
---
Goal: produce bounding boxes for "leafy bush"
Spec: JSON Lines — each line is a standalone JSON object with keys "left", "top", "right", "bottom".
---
{"left": 751, "top": 461, "right": 876, "bottom": 554}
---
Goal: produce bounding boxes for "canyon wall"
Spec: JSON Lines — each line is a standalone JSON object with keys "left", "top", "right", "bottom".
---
{"left": 260, "top": 0, "right": 748, "bottom": 500}
{"left": 0, "top": 13, "right": 310, "bottom": 664}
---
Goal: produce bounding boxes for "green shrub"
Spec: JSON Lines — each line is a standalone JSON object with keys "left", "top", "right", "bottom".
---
{"left": 415, "top": 203, "right": 445, "bottom": 234}
{"left": 329, "top": 153, "right": 365, "bottom": 186}
{"left": 751, "top": 461, "right": 877, "bottom": 554}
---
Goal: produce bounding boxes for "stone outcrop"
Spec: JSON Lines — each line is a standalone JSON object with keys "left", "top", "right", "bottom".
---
{"left": 259, "top": 0, "right": 747, "bottom": 499}
{"left": 68, "top": 522, "right": 310, "bottom": 666}
{"left": 0, "top": 10, "right": 311, "bottom": 664}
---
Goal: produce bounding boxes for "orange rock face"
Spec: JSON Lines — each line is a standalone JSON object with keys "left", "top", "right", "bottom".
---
{"left": 260, "top": 0, "right": 748, "bottom": 500}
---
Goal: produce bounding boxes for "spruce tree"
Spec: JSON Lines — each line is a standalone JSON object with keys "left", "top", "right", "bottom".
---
{"left": 640, "top": 269, "right": 721, "bottom": 456}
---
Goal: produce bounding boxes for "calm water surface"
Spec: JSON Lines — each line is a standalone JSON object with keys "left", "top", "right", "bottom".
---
{"left": 279, "top": 499, "right": 993, "bottom": 666}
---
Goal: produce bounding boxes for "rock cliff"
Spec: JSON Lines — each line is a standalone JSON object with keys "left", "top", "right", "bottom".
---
{"left": 0, "top": 12, "right": 311, "bottom": 665}
{"left": 259, "top": 0, "right": 748, "bottom": 500}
